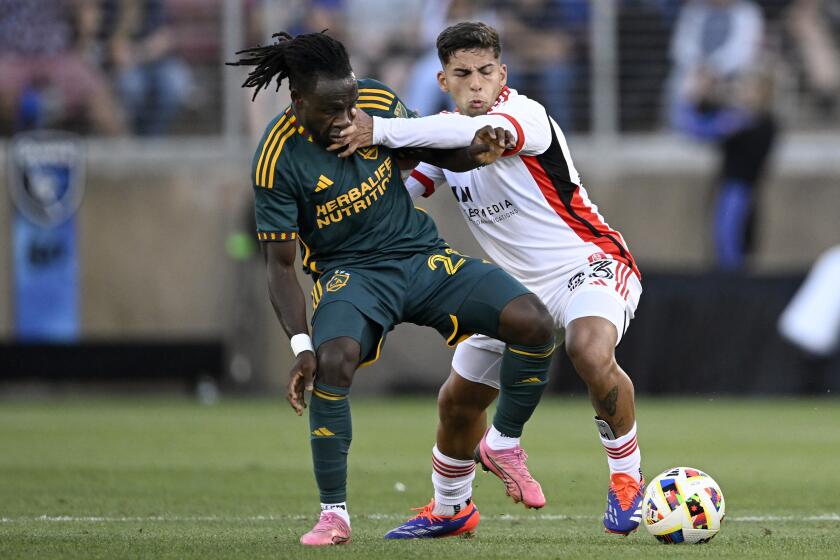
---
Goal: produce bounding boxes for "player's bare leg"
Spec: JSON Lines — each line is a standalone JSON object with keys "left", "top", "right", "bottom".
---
{"left": 565, "top": 315, "right": 643, "bottom": 534}
{"left": 300, "top": 336, "right": 359, "bottom": 546}
{"left": 565, "top": 316, "right": 635, "bottom": 437}
{"left": 437, "top": 372, "right": 498, "bottom": 459}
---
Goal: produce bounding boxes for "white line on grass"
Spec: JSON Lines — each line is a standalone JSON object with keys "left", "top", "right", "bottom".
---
{"left": 1, "top": 513, "right": 838, "bottom": 523}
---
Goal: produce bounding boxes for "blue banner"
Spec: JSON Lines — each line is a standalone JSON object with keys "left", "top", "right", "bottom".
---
{"left": 8, "top": 131, "right": 84, "bottom": 342}
{"left": 13, "top": 214, "right": 79, "bottom": 340}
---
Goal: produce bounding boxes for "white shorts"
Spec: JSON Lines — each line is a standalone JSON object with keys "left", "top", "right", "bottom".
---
{"left": 452, "top": 258, "right": 642, "bottom": 389}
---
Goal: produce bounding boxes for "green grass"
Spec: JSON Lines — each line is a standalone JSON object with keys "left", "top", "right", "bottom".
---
{"left": 1, "top": 396, "right": 838, "bottom": 559}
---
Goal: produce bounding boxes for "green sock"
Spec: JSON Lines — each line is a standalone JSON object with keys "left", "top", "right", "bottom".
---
{"left": 309, "top": 383, "right": 352, "bottom": 504}
{"left": 492, "top": 337, "right": 555, "bottom": 438}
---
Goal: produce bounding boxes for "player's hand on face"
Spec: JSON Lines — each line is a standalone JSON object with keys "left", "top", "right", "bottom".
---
{"left": 286, "top": 350, "right": 317, "bottom": 416}
{"left": 468, "top": 126, "right": 514, "bottom": 166}
{"left": 328, "top": 108, "right": 374, "bottom": 157}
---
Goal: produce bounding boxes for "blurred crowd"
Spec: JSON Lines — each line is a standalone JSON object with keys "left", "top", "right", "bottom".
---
{"left": 1, "top": 0, "right": 838, "bottom": 137}
{"left": 0, "top": 0, "right": 202, "bottom": 136}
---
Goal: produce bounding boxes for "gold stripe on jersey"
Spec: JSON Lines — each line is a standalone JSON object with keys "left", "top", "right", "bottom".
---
{"left": 314, "top": 387, "right": 345, "bottom": 398}
{"left": 257, "top": 232, "right": 297, "bottom": 241}
{"left": 358, "top": 102, "right": 391, "bottom": 112}
{"left": 255, "top": 112, "right": 290, "bottom": 185}
{"left": 311, "top": 280, "right": 324, "bottom": 310}
{"left": 266, "top": 124, "right": 298, "bottom": 188}
{"left": 299, "top": 237, "right": 319, "bottom": 273}
{"left": 359, "top": 335, "right": 385, "bottom": 368}
{"left": 445, "top": 314, "right": 471, "bottom": 347}
{"left": 359, "top": 88, "right": 395, "bottom": 99}
{"left": 313, "top": 389, "right": 345, "bottom": 401}
{"left": 358, "top": 94, "right": 393, "bottom": 105}
{"left": 509, "top": 344, "right": 556, "bottom": 359}
{"left": 258, "top": 115, "right": 296, "bottom": 187}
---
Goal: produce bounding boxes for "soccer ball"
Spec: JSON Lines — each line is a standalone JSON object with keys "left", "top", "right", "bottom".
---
{"left": 641, "top": 467, "right": 725, "bottom": 544}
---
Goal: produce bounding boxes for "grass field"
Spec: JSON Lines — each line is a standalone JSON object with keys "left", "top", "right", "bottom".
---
{"left": 1, "top": 396, "right": 838, "bottom": 559}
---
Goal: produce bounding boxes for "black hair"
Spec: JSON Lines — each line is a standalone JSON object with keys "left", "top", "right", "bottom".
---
{"left": 227, "top": 31, "right": 352, "bottom": 100}
{"left": 436, "top": 22, "right": 501, "bottom": 66}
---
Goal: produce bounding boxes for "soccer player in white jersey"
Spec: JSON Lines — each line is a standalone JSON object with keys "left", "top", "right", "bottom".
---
{"left": 333, "top": 22, "right": 645, "bottom": 538}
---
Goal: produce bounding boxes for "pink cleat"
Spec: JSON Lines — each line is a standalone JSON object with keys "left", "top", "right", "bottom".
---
{"left": 475, "top": 428, "right": 546, "bottom": 509}
{"left": 299, "top": 511, "right": 351, "bottom": 546}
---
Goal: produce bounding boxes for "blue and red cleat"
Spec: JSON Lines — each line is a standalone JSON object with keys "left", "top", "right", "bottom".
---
{"left": 603, "top": 472, "right": 644, "bottom": 535}
{"left": 384, "top": 499, "right": 479, "bottom": 539}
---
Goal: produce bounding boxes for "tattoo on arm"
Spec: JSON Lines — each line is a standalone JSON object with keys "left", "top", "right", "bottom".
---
{"left": 599, "top": 385, "right": 619, "bottom": 417}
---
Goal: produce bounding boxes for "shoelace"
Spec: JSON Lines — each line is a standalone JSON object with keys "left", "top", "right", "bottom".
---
{"left": 503, "top": 448, "right": 533, "bottom": 479}
{"left": 312, "top": 512, "right": 343, "bottom": 533}
{"left": 409, "top": 501, "right": 442, "bottom": 524}
{"left": 611, "top": 477, "right": 642, "bottom": 511}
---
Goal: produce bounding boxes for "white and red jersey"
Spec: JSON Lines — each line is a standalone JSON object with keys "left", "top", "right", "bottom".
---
{"left": 373, "top": 86, "right": 639, "bottom": 295}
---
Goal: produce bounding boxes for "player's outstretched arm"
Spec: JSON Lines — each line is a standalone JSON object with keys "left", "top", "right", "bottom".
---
{"left": 265, "top": 241, "right": 317, "bottom": 416}
{"left": 329, "top": 109, "right": 519, "bottom": 156}
{"left": 399, "top": 126, "right": 514, "bottom": 172}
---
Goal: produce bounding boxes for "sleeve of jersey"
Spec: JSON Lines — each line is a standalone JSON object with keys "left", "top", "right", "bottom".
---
{"left": 357, "top": 79, "right": 418, "bottom": 119}
{"left": 372, "top": 98, "right": 551, "bottom": 157}
{"left": 252, "top": 158, "right": 299, "bottom": 242}
{"left": 404, "top": 162, "right": 445, "bottom": 199}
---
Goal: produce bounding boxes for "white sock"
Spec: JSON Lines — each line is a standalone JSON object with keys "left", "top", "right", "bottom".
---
{"left": 320, "top": 502, "right": 350, "bottom": 526}
{"left": 599, "top": 421, "right": 642, "bottom": 482}
{"left": 431, "top": 445, "right": 475, "bottom": 516}
{"left": 486, "top": 424, "right": 520, "bottom": 450}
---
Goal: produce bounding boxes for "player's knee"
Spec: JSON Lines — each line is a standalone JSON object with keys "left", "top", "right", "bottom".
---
{"left": 315, "top": 340, "right": 359, "bottom": 387}
{"left": 566, "top": 329, "right": 615, "bottom": 381}
{"left": 437, "top": 382, "right": 482, "bottom": 430}
{"left": 499, "top": 294, "right": 554, "bottom": 346}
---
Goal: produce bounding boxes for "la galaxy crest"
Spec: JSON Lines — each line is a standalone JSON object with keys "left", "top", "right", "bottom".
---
{"left": 356, "top": 146, "right": 379, "bottom": 160}
{"left": 327, "top": 271, "right": 350, "bottom": 292}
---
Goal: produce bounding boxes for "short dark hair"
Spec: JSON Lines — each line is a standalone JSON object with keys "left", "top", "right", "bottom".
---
{"left": 227, "top": 31, "right": 352, "bottom": 100}
{"left": 436, "top": 22, "right": 501, "bottom": 65}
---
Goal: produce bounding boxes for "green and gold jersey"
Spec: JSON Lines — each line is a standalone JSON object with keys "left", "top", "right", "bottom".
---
{"left": 252, "top": 79, "right": 444, "bottom": 276}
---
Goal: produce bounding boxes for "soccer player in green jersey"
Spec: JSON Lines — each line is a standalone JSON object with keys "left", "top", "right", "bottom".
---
{"left": 228, "top": 31, "right": 555, "bottom": 546}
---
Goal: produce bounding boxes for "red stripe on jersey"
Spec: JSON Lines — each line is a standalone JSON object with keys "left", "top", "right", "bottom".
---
{"left": 521, "top": 155, "right": 640, "bottom": 278}
{"left": 489, "top": 112, "right": 525, "bottom": 156}
{"left": 491, "top": 86, "right": 511, "bottom": 109}
{"left": 409, "top": 170, "right": 435, "bottom": 197}
{"left": 621, "top": 265, "right": 631, "bottom": 299}
{"left": 615, "top": 263, "right": 630, "bottom": 300}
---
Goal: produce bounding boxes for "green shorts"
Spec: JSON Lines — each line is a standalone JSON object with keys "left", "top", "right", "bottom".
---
{"left": 310, "top": 248, "right": 531, "bottom": 365}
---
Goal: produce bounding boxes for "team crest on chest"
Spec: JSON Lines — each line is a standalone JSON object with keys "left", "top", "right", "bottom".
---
{"left": 356, "top": 146, "right": 379, "bottom": 160}
{"left": 326, "top": 271, "right": 350, "bottom": 292}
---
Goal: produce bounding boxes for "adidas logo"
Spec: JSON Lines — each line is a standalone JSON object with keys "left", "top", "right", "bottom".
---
{"left": 315, "top": 175, "right": 333, "bottom": 192}
{"left": 311, "top": 426, "right": 335, "bottom": 437}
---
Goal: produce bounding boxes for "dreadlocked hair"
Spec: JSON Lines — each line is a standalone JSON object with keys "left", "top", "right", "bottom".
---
{"left": 227, "top": 31, "right": 352, "bottom": 101}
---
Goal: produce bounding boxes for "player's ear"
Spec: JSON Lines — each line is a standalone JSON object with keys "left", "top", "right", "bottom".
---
{"left": 499, "top": 63, "right": 508, "bottom": 87}
{"left": 290, "top": 88, "right": 303, "bottom": 106}
{"left": 437, "top": 70, "right": 449, "bottom": 93}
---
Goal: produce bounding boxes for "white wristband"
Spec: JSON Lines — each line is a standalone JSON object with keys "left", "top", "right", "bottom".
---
{"left": 290, "top": 333, "right": 314, "bottom": 357}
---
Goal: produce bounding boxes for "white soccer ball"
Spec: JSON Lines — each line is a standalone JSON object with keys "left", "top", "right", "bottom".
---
{"left": 641, "top": 467, "right": 725, "bottom": 544}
